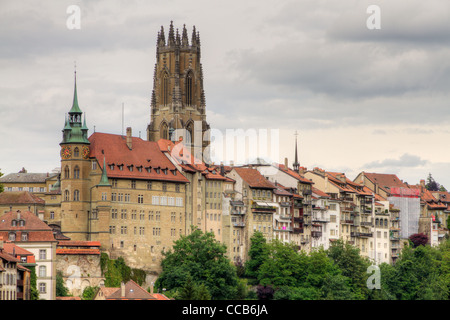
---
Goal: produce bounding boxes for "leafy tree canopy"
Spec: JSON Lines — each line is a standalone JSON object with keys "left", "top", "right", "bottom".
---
{"left": 155, "top": 227, "right": 239, "bottom": 300}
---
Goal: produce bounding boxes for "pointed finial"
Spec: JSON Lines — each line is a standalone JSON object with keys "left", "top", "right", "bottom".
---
{"left": 168, "top": 20, "right": 175, "bottom": 46}
{"left": 293, "top": 131, "right": 300, "bottom": 172}
{"left": 191, "top": 25, "right": 197, "bottom": 46}
{"left": 182, "top": 24, "right": 189, "bottom": 46}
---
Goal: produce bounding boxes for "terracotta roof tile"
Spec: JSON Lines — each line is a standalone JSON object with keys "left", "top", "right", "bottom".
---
{"left": 234, "top": 167, "right": 276, "bottom": 189}
{"left": 275, "top": 164, "right": 313, "bottom": 184}
{"left": 0, "top": 191, "right": 45, "bottom": 205}
{"left": 88, "top": 133, "right": 189, "bottom": 183}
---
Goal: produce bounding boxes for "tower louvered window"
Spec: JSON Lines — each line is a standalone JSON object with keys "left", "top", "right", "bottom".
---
{"left": 185, "top": 71, "right": 193, "bottom": 106}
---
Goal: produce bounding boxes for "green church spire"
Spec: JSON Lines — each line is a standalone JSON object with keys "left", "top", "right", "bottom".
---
{"left": 61, "top": 71, "right": 90, "bottom": 145}
{"left": 98, "top": 157, "right": 110, "bottom": 186}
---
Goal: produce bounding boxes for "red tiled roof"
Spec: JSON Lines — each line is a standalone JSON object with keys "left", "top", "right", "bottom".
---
{"left": 57, "top": 241, "right": 101, "bottom": 247}
{"left": 0, "top": 211, "right": 57, "bottom": 242}
{"left": 312, "top": 187, "right": 330, "bottom": 198}
{"left": 88, "top": 133, "right": 189, "bottom": 183}
{"left": 234, "top": 167, "right": 276, "bottom": 189}
{"left": 105, "top": 280, "right": 156, "bottom": 300}
{"left": 361, "top": 172, "right": 408, "bottom": 192}
{"left": 0, "top": 191, "right": 45, "bottom": 205}
{"left": 275, "top": 164, "right": 313, "bottom": 185}
{"left": 151, "top": 293, "right": 170, "bottom": 300}
{"left": 56, "top": 248, "right": 100, "bottom": 255}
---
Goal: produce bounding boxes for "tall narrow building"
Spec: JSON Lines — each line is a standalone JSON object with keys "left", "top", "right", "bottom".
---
{"left": 147, "top": 22, "right": 210, "bottom": 160}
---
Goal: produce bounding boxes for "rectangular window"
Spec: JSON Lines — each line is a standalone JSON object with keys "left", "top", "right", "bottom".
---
{"left": 39, "top": 283, "right": 46, "bottom": 294}
{"left": 39, "top": 250, "right": 46, "bottom": 260}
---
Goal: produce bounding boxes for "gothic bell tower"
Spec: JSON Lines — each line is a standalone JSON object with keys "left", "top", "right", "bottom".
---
{"left": 147, "top": 22, "right": 210, "bottom": 160}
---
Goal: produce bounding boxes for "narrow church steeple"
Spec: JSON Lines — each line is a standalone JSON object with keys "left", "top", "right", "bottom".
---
{"left": 61, "top": 71, "right": 90, "bottom": 145}
{"left": 293, "top": 131, "right": 300, "bottom": 173}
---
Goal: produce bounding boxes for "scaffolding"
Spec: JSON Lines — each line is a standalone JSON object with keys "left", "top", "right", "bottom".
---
{"left": 388, "top": 187, "right": 420, "bottom": 239}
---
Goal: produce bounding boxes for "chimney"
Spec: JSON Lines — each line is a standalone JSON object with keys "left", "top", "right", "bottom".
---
{"left": 0, "top": 236, "right": 3, "bottom": 251}
{"left": 126, "top": 127, "right": 132, "bottom": 150}
{"left": 284, "top": 157, "right": 289, "bottom": 169}
{"left": 121, "top": 282, "right": 126, "bottom": 297}
{"left": 220, "top": 162, "right": 225, "bottom": 176}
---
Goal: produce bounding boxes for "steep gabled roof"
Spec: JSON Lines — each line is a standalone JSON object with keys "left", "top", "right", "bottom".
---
{"left": 88, "top": 133, "right": 188, "bottom": 183}
{"left": 0, "top": 191, "right": 45, "bottom": 205}
{"left": 234, "top": 167, "right": 276, "bottom": 189}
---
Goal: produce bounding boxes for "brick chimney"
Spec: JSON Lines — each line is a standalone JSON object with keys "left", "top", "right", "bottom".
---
{"left": 126, "top": 127, "right": 132, "bottom": 150}
{"left": 121, "top": 282, "right": 126, "bottom": 297}
{"left": 284, "top": 157, "right": 289, "bottom": 169}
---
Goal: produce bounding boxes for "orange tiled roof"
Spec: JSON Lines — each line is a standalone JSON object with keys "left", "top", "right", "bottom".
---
{"left": 234, "top": 167, "right": 276, "bottom": 189}
{"left": 57, "top": 241, "right": 101, "bottom": 247}
{"left": 275, "top": 164, "right": 313, "bottom": 185}
{"left": 361, "top": 172, "right": 408, "bottom": 192}
{"left": 88, "top": 133, "right": 189, "bottom": 183}
{"left": 0, "top": 211, "right": 57, "bottom": 242}
{"left": 0, "top": 191, "right": 45, "bottom": 205}
{"left": 56, "top": 248, "right": 100, "bottom": 255}
{"left": 312, "top": 187, "right": 330, "bottom": 198}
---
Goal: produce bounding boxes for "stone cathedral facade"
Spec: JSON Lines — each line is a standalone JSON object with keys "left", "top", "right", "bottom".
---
{"left": 146, "top": 22, "right": 210, "bottom": 159}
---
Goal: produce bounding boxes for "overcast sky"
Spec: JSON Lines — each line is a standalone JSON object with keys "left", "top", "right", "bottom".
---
{"left": 1, "top": 0, "right": 450, "bottom": 189}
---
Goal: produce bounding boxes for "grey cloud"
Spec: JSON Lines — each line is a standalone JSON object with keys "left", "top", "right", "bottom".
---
{"left": 364, "top": 153, "right": 428, "bottom": 169}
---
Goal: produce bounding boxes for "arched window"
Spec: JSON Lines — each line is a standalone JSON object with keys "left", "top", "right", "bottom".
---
{"left": 74, "top": 147, "right": 79, "bottom": 157}
{"left": 160, "top": 122, "right": 169, "bottom": 140}
{"left": 64, "top": 190, "right": 70, "bottom": 201}
{"left": 161, "top": 72, "right": 169, "bottom": 106}
{"left": 74, "top": 190, "right": 80, "bottom": 201}
{"left": 185, "top": 122, "right": 193, "bottom": 146}
{"left": 64, "top": 166, "right": 70, "bottom": 179}
{"left": 185, "top": 71, "right": 193, "bottom": 105}
{"left": 74, "top": 166, "right": 80, "bottom": 179}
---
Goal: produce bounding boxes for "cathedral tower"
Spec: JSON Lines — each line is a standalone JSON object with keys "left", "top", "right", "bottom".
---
{"left": 147, "top": 22, "right": 210, "bottom": 160}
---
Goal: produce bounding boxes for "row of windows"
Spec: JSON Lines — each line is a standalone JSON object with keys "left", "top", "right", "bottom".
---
{"left": 111, "top": 210, "right": 183, "bottom": 223}
{"left": 5, "top": 187, "right": 46, "bottom": 192}
{"left": 0, "top": 290, "right": 16, "bottom": 300}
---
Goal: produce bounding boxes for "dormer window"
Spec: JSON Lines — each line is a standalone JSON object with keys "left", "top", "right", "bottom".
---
{"left": 19, "top": 220, "right": 25, "bottom": 227}
{"left": 118, "top": 165, "right": 123, "bottom": 171}
{"left": 21, "top": 233, "right": 28, "bottom": 241}
{"left": 146, "top": 167, "right": 152, "bottom": 173}
{"left": 137, "top": 166, "right": 142, "bottom": 172}
{"left": 128, "top": 165, "right": 134, "bottom": 172}
{"left": 110, "top": 164, "right": 115, "bottom": 170}
{"left": 11, "top": 220, "right": 17, "bottom": 227}
{"left": 156, "top": 168, "right": 160, "bottom": 174}
{"left": 163, "top": 169, "right": 168, "bottom": 175}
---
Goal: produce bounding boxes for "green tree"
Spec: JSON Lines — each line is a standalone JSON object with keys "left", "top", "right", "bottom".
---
{"left": 426, "top": 173, "right": 441, "bottom": 191}
{"left": 82, "top": 286, "right": 99, "bottom": 300}
{"left": 320, "top": 273, "right": 355, "bottom": 300}
{"left": 327, "top": 240, "right": 371, "bottom": 299}
{"left": 156, "top": 227, "right": 239, "bottom": 300}
{"left": 29, "top": 266, "right": 39, "bottom": 300}
{"left": 257, "top": 240, "right": 308, "bottom": 287}
{"left": 245, "top": 231, "right": 268, "bottom": 280}
{"left": 56, "top": 271, "right": 70, "bottom": 297}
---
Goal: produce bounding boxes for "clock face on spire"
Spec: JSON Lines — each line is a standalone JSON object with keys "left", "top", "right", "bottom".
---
{"left": 61, "top": 146, "right": 72, "bottom": 159}
{"left": 82, "top": 146, "right": 90, "bottom": 159}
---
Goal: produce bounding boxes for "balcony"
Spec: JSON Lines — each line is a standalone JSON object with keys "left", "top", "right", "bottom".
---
{"left": 280, "top": 202, "right": 291, "bottom": 207}
{"left": 233, "top": 222, "right": 245, "bottom": 227}
{"left": 351, "top": 232, "right": 373, "bottom": 238}
{"left": 341, "top": 219, "right": 354, "bottom": 224}
{"left": 311, "top": 231, "right": 322, "bottom": 238}
{"left": 294, "top": 201, "right": 303, "bottom": 208}
{"left": 303, "top": 189, "right": 312, "bottom": 196}
{"left": 293, "top": 227, "right": 303, "bottom": 234}
{"left": 360, "top": 221, "right": 373, "bottom": 227}
{"left": 312, "top": 216, "right": 329, "bottom": 223}
{"left": 274, "top": 226, "right": 293, "bottom": 232}
{"left": 231, "top": 209, "right": 245, "bottom": 215}
{"left": 252, "top": 204, "right": 276, "bottom": 213}
{"left": 293, "top": 217, "right": 304, "bottom": 223}
{"left": 277, "top": 215, "right": 292, "bottom": 221}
